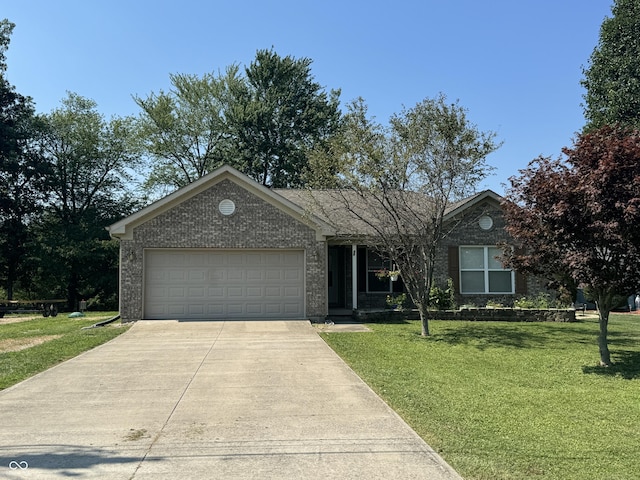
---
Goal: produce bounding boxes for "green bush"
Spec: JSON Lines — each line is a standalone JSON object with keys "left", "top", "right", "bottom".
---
{"left": 485, "top": 299, "right": 504, "bottom": 308}
{"left": 514, "top": 292, "right": 568, "bottom": 309}
{"left": 430, "top": 278, "right": 456, "bottom": 310}
{"left": 386, "top": 293, "right": 407, "bottom": 311}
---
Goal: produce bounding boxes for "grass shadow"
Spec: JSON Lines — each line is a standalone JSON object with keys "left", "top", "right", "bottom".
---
{"left": 430, "top": 321, "right": 596, "bottom": 351}
{"left": 582, "top": 350, "right": 640, "bottom": 380}
{"left": 430, "top": 324, "right": 550, "bottom": 350}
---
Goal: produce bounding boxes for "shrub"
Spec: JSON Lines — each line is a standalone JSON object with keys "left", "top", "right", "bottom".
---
{"left": 386, "top": 293, "right": 407, "bottom": 311}
{"left": 513, "top": 292, "right": 570, "bottom": 309}
{"left": 430, "top": 278, "right": 456, "bottom": 310}
{"left": 485, "top": 299, "right": 504, "bottom": 308}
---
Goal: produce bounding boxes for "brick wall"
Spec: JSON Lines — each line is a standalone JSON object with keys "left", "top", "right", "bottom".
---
{"left": 435, "top": 199, "right": 546, "bottom": 307}
{"left": 118, "top": 179, "right": 327, "bottom": 321}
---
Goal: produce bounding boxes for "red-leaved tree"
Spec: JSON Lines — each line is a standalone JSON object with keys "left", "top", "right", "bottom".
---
{"left": 502, "top": 125, "right": 640, "bottom": 366}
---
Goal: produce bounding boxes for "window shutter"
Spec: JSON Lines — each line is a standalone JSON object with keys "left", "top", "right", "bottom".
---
{"left": 448, "top": 246, "right": 460, "bottom": 293}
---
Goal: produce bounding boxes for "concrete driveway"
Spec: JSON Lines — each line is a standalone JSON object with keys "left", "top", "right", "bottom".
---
{"left": 0, "top": 320, "right": 461, "bottom": 479}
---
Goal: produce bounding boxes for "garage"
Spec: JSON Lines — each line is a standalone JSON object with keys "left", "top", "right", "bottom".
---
{"left": 144, "top": 249, "right": 305, "bottom": 320}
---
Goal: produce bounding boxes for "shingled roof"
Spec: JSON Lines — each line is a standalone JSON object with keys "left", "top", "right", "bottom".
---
{"left": 274, "top": 189, "right": 502, "bottom": 238}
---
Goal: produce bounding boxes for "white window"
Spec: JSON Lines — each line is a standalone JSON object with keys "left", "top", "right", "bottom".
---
{"left": 366, "top": 249, "right": 391, "bottom": 293}
{"left": 459, "top": 246, "right": 513, "bottom": 294}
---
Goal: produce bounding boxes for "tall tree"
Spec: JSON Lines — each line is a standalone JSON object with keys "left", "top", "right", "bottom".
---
{"left": 35, "top": 93, "right": 140, "bottom": 308}
{"left": 308, "top": 95, "right": 499, "bottom": 336}
{"left": 502, "top": 125, "right": 640, "bottom": 366}
{"left": 226, "top": 49, "right": 341, "bottom": 187}
{"left": 136, "top": 50, "right": 341, "bottom": 191}
{"left": 134, "top": 66, "right": 242, "bottom": 194}
{"left": 0, "top": 19, "right": 48, "bottom": 299}
{"left": 581, "top": 0, "right": 640, "bottom": 130}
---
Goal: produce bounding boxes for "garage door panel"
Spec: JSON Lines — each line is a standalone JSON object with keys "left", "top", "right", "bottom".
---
{"left": 266, "top": 270, "right": 282, "bottom": 281}
{"left": 265, "top": 304, "right": 283, "bottom": 314}
{"left": 227, "top": 254, "right": 244, "bottom": 266}
{"left": 188, "top": 286, "right": 205, "bottom": 298}
{"left": 144, "top": 250, "right": 304, "bottom": 320}
{"left": 284, "top": 252, "right": 302, "bottom": 264}
{"left": 246, "top": 269, "right": 264, "bottom": 281}
{"left": 284, "top": 270, "right": 301, "bottom": 281}
{"left": 227, "top": 286, "right": 243, "bottom": 297}
{"left": 246, "top": 303, "right": 263, "bottom": 315}
{"left": 168, "top": 305, "right": 186, "bottom": 315}
{"left": 246, "top": 253, "right": 263, "bottom": 264}
{"left": 146, "top": 304, "right": 167, "bottom": 316}
{"left": 209, "top": 270, "right": 225, "bottom": 281}
{"left": 284, "top": 286, "right": 302, "bottom": 297}
{"left": 246, "top": 286, "right": 263, "bottom": 297}
{"left": 148, "top": 286, "right": 167, "bottom": 298}
{"left": 188, "top": 270, "right": 206, "bottom": 282}
{"left": 188, "top": 304, "right": 205, "bottom": 316}
{"left": 227, "top": 304, "right": 244, "bottom": 315}
{"left": 227, "top": 269, "right": 244, "bottom": 281}
{"left": 168, "top": 270, "right": 187, "bottom": 281}
{"left": 284, "top": 303, "right": 302, "bottom": 314}
{"left": 265, "top": 286, "right": 281, "bottom": 298}
{"left": 208, "top": 287, "right": 224, "bottom": 297}
{"left": 208, "top": 304, "right": 224, "bottom": 315}
{"left": 188, "top": 253, "right": 207, "bottom": 266}
{"left": 168, "top": 287, "right": 186, "bottom": 298}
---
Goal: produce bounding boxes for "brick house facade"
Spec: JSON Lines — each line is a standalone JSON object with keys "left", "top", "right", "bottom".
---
{"left": 108, "top": 165, "right": 535, "bottom": 322}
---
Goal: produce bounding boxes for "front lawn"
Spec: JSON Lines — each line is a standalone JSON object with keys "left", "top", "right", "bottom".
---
{"left": 0, "top": 312, "right": 130, "bottom": 390}
{"left": 320, "top": 314, "right": 640, "bottom": 480}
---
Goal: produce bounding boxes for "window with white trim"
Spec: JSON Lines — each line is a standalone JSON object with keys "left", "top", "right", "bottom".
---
{"left": 366, "top": 249, "right": 391, "bottom": 292}
{"left": 459, "top": 246, "right": 514, "bottom": 294}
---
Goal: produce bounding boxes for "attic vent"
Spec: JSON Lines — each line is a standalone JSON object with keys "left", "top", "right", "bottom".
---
{"left": 478, "top": 215, "right": 493, "bottom": 230}
{"left": 219, "top": 199, "right": 236, "bottom": 216}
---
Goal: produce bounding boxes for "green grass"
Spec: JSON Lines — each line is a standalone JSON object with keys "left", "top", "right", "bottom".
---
{"left": 0, "top": 312, "right": 130, "bottom": 390}
{"left": 320, "top": 314, "right": 640, "bottom": 480}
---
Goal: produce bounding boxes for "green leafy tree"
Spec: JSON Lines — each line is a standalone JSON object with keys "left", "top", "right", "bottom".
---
{"left": 502, "top": 126, "right": 640, "bottom": 366}
{"left": 134, "top": 66, "right": 243, "bottom": 194}
{"left": 34, "top": 93, "right": 141, "bottom": 309}
{"left": 0, "top": 19, "right": 49, "bottom": 300}
{"left": 136, "top": 50, "right": 341, "bottom": 191}
{"left": 307, "top": 95, "right": 499, "bottom": 336}
{"left": 226, "top": 49, "right": 341, "bottom": 187}
{"left": 581, "top": 0, "right": 640, "bottom": 130}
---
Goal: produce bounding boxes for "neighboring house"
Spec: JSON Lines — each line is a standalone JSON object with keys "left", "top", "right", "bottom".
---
{"left": 108, "top": 165, "right": 538, "bottom": 322}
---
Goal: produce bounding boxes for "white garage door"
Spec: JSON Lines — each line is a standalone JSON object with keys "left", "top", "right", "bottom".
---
{"left": 144, "top": 249, "right": 305, "bottom": 320}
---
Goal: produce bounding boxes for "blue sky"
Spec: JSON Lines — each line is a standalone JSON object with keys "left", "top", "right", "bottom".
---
{"left": 4, "top": 1, "right": 613, "bottom": 194}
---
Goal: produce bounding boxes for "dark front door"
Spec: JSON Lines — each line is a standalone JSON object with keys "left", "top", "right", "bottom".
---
{"left": 328, "top": 246, "right": 346, "bottom": 308}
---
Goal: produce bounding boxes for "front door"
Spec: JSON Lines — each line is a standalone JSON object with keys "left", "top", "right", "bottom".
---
{"left": 328, "top": 246, "right": 346, "bottom": 308}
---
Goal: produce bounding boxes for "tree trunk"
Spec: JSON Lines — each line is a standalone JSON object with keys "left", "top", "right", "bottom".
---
{"left": 418, "top": 303, "right": 430, "bottom": 336}
{"left": 67, "top": 266, "right": 79, "bottom": 312}
{"left": 597, "top": 308, "right": 611, "bottom": 367}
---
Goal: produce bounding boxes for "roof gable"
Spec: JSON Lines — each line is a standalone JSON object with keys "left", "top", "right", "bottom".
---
{"left": 108, "top": 165, "right": 335, "bottom": 240}
{"left": 443, "top": 190, "right": 503, "bottom": 221}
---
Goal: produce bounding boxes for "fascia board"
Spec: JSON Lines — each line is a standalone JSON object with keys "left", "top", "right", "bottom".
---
{"left": 443, "top": 190, "right": 503, "bottom": 222}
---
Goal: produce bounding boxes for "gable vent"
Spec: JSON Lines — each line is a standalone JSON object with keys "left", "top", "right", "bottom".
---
{"left": 478, "top": 215, "right": 493, "bottom": 230}
{"left": 219, "top": 199, "right": 236, "bottom": 216}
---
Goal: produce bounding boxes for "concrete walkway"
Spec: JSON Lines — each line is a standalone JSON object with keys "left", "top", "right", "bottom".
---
{"left": 0, "top": 320, "right": 462, "bottom": 479}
